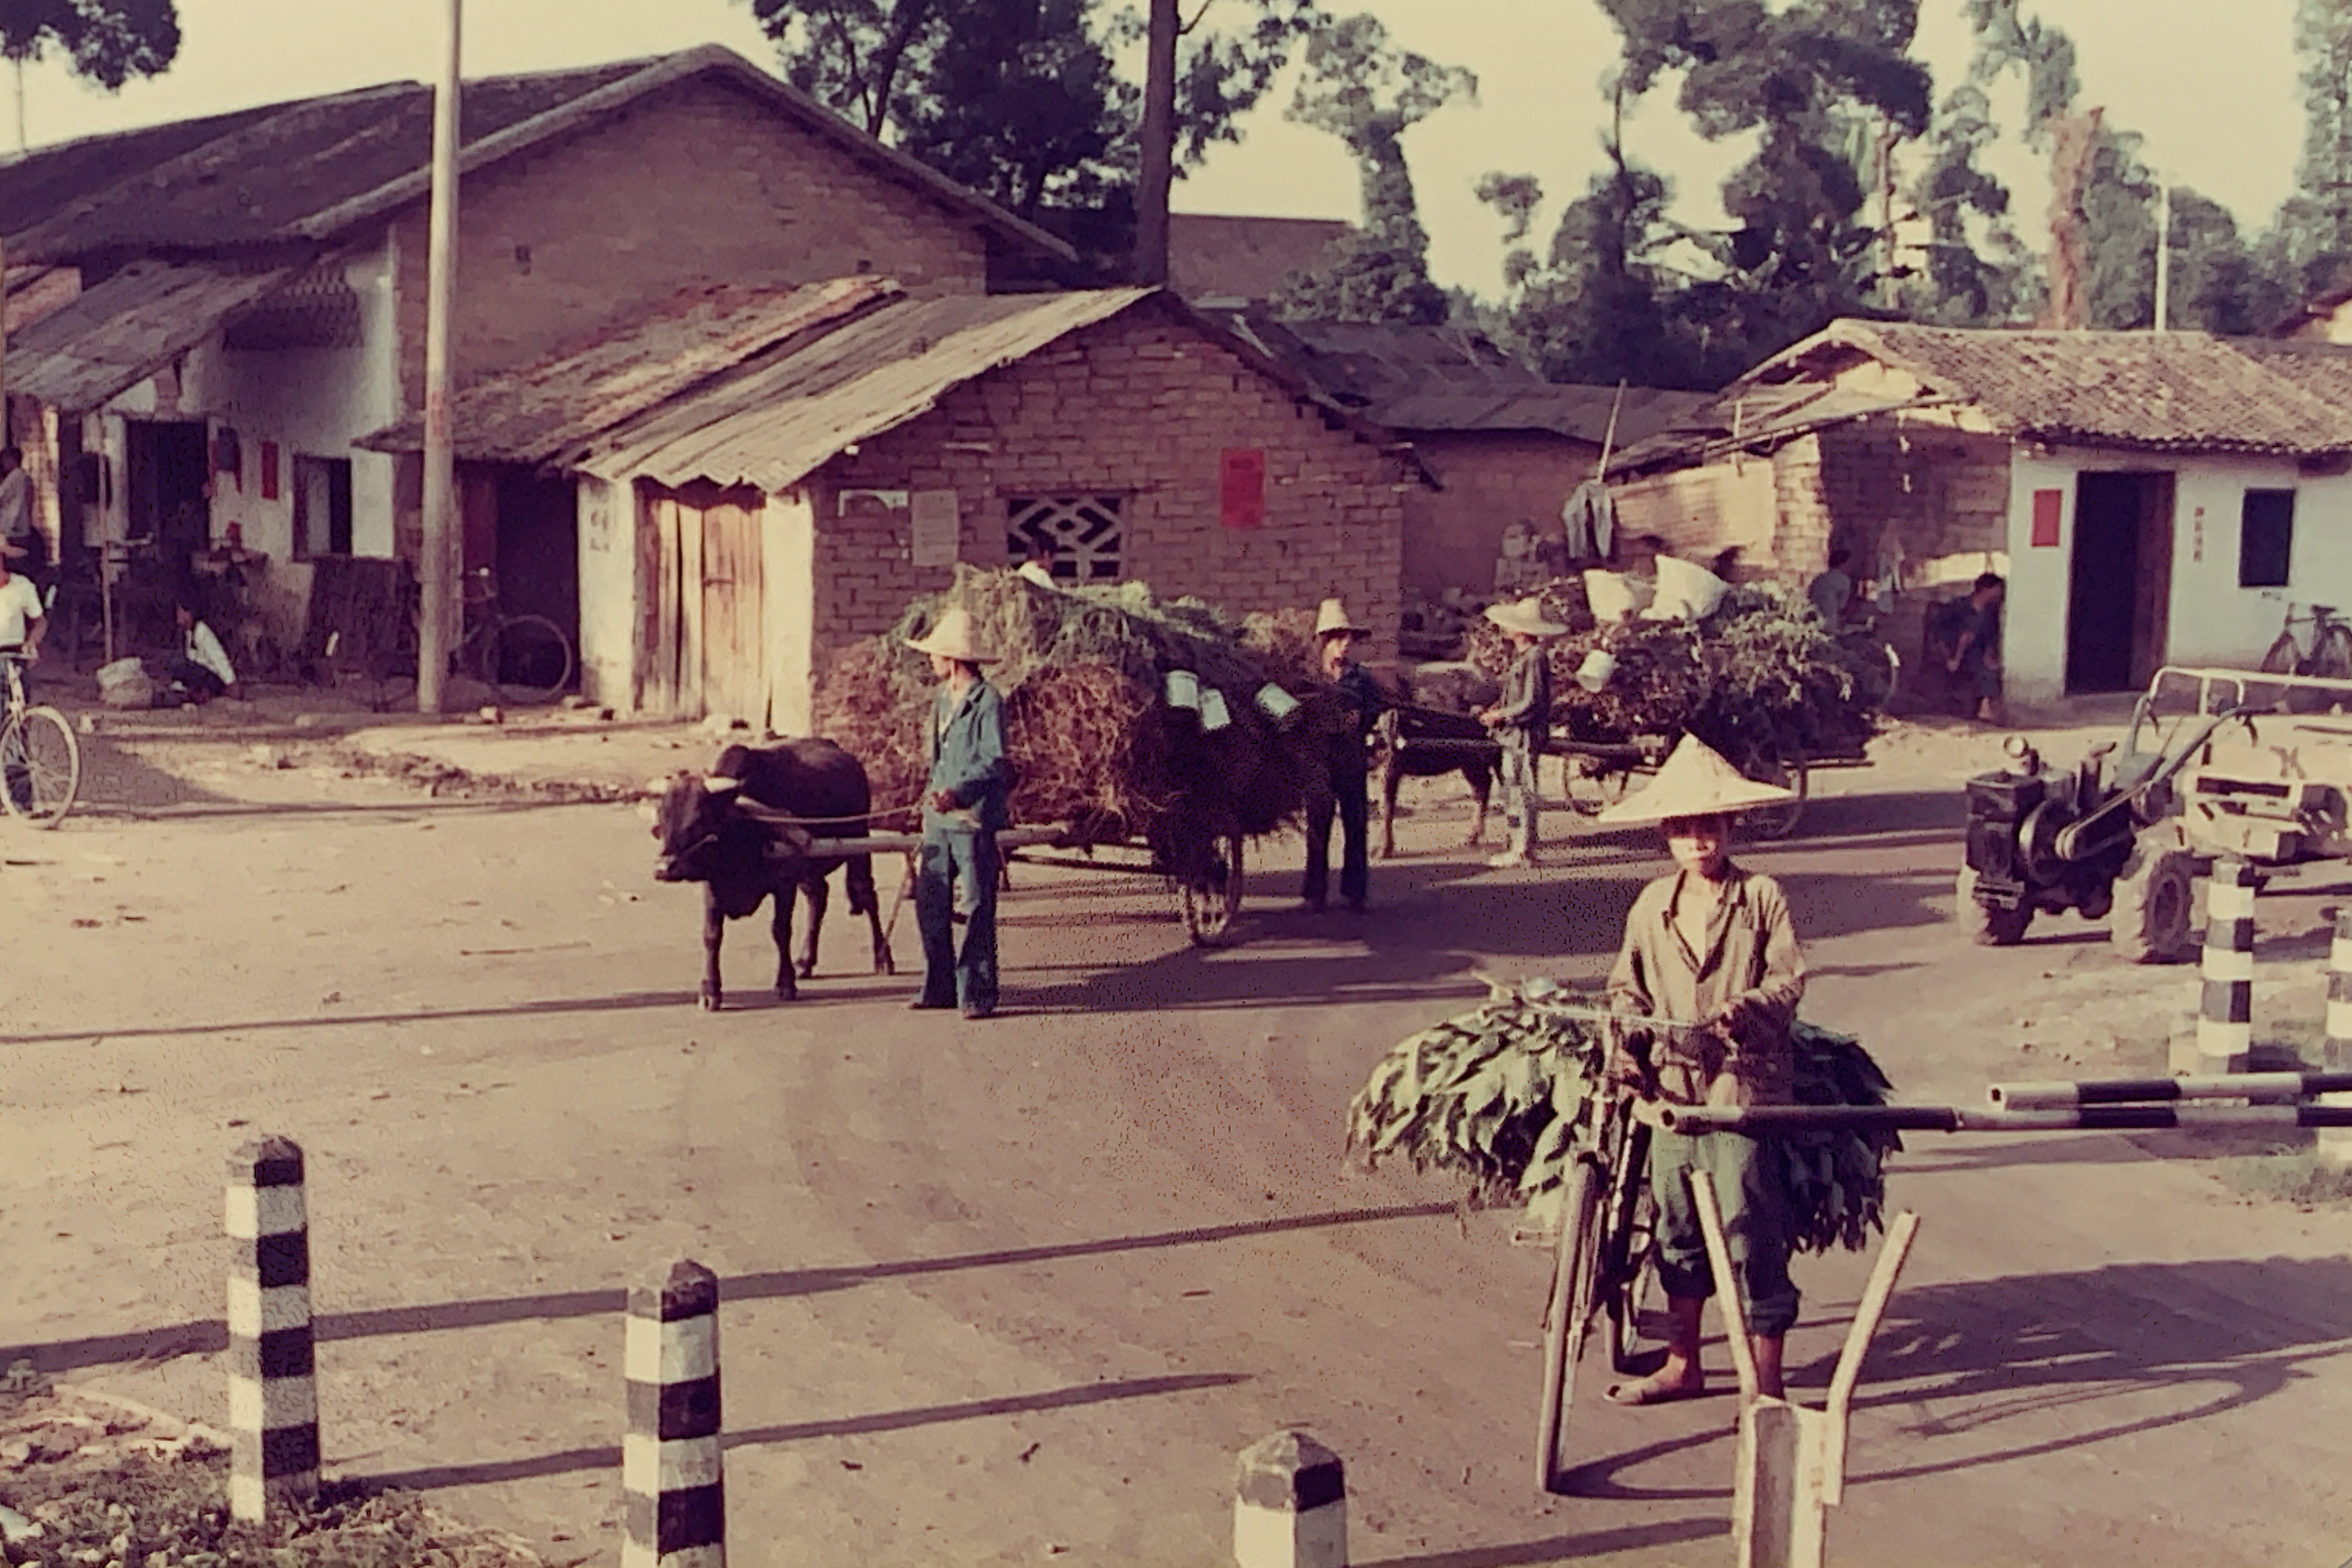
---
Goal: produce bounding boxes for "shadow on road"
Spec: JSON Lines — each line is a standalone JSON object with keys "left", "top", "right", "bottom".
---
{"left": 0, "top": 1201, "right": 1457, "bottom": 1375}
{"left": 353, "top": 1371, "right": 1251, "bottom": 1493}
{"left": 1359, "top": 1516, "right": 1726, "bottom": 1566}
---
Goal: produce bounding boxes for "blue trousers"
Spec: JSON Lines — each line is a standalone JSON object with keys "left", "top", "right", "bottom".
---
{"left": 1303, "top": 768, "right": 1369, "bottom": 909}
{"left": 914, "top": 826, "right": 998, "bottom": 1014}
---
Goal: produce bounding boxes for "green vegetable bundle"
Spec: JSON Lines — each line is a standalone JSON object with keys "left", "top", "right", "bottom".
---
{"left": 1345, "top": 981, "right": 1900, "bottom": 1252}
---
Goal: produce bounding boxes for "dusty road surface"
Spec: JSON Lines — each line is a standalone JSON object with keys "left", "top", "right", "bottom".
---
{"left": 5, "top": 711, "right": 2351, "bottom": 1566}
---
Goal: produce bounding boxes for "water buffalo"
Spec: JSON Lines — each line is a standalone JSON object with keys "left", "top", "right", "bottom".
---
{"left": 1373, "top": 704, "right": 1498, "bottom": 858}
{"left": 648, "top": 739, "right": 895, "bottom": 1009}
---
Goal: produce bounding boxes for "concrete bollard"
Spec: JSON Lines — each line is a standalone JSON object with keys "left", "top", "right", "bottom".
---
{"left": 2195, "top": 860, "right": 2257, "bottom": 1077}
{"left": 1234, "top": 1430, "right": 1346, "bottom": 1568}
{"left": 2321, "top": 909, "right": 2352, "bottom": 1167}
{"left": 224, "top": 1136, "right": 319, "bottom": 1523}
{"left": 623, "top": 1261, "right": 724, "bottom": 1568}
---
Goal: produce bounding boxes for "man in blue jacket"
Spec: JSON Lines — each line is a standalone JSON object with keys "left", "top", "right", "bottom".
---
{"left": 909, "top": 605, "right": 1011, "bottom": 1018}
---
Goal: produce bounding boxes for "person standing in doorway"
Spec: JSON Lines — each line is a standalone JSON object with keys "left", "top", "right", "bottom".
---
{"left": 909, "top": 606, "right": 1011, "bottom": 1020}
{"left": 1301, "top": 597, "right": 1381, "bottom": 913}
{"left": 1479, "top": 597, "right": 1566, "bottom": 869}
{"left": 1016, "top": 538, "right": 1060, "bottom": 590}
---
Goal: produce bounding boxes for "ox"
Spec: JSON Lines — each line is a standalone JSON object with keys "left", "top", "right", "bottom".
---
{"left": 1373, "top": 704, "right": 1498, "bottom": 859}
{"left": 648, "top": 739, "right": 895, "bottom": 1009}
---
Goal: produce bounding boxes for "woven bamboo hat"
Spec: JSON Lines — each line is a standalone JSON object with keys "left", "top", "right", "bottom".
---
{"left": 1313, "top": 598, "right": 1367, "bottom": 638}
{"left": 906, "top": 605, "right": 995, "bottom": 663}
{"left": 1594, "top": 735, "right": 1794, "bottom": 826}
{"left": 1483, "top": 597, "right": 1569, "bottom": 639}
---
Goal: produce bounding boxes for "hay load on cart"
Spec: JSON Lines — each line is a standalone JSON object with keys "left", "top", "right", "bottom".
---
{"left": 811, "top": 567, "right": 1342, "bottom": 941}
{"left": 1461, "top": 567, "right": 1889, "bottom": 833}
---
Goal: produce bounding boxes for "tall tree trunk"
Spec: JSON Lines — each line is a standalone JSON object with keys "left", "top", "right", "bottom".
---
{"left": 2045, "top": 105, "right": 2102, "bottom": 329}
{"left": 1133, "top": 0, "right": 1178, "bottom": 285}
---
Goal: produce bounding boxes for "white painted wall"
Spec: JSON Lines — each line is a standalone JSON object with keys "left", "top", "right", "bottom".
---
{"left": 575, "top": 474, "right": 637, "bottom": 711}
{"left": 2003, "top": 445, "right": 2352, "bottom": 707}
{"left": 767, "top": 486, "right": 816, "bottom": 736}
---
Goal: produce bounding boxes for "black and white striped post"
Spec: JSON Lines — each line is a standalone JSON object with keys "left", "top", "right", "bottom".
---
{"left": 623, "top": 1261, "right": 724, "bottom": 1568}
{"left": 224, "top": 1136, "right": 318, "bottom": 1523}
{"left": 1233, "top": 1430, "right": 1347, "bottom": 1568}
{"left": 2197, "top": 859, "right": 2258, "bottom": 1077}
{"left": 2323, "top": 908, "right": 2352, "bottom": 1167}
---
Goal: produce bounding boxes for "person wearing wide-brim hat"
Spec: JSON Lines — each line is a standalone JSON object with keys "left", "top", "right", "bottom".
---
{"left": 1595, "top": 735, "right": 1806, "bottom": 1406}
{"left": 1477, "top": 597, "right": 1569, "bottom": 869}
{"left": 1303, "top": 597, "right": 1381, "bottom": 913}
{"left": 906, "top": 605, "right": 1011, "bottom": 1019}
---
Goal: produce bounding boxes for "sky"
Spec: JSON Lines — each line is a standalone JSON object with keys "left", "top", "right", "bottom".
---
{"left": 5, "top": 0, "right": 2310, "bottom": 297}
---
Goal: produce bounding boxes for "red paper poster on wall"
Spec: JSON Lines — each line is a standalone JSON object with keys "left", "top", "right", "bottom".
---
{"left": 1220, "top": 448, "right": 1266, "bottom": 530}
{"left": 260, "top": 441, "right": 280, "bottom": 501}
{"left": 2031, "top": 488, "right": 2063, "bottom": 547}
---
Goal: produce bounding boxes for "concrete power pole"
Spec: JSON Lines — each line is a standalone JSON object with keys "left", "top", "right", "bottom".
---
{"left": 2154, "top": 176, "right": 2171, "bottom": 332}
{"left": 417, "top": 0, "right": 463, "bottom": 714}
{"left": 1132, "top": 0, "right": 1178, "bottom": 286}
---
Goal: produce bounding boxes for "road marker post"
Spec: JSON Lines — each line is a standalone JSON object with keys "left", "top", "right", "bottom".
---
{"left": 224, "top": 1136, "right": 319, "bottom": 1523}
{"left": 2196, "top": 859, "right": 2258, "bottom": 1076}
{"left": 2321, "top": 907, "right": 2352, "bottom": 1167}
{"left": 623, "top": 1260, "right": 724, "bottom": 1568}
{"left": 1234, "top": 1430, "right": 1346, "bottom": 1568}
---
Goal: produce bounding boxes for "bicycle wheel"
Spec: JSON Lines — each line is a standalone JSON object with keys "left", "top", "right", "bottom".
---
{"left": 1181, "top": 832, "right": 1245, "bottom": 946}
{"left": 1559, "top": 751, "right": 1632, "bottom": 818}
{"left": 1737, "top": 737, "right": 1808, "bottom": 841}
{"left": 1603, "top": 1121, "right": 1662, "bottom": 1374}
{"left": 488, "top": 614, "right": 575, "bottom": 703}
{"left": 2313, "top": 624, "right": 2352, "bottom": 683}
{"left": 2260, "top": 631, "right": 2302, "bottom": 677}
{"left": 2, "top": 706, "right": 82, "bottom": 828}
{"left": 1536, "top": 1156, "right": 1602, "bottom": 1494}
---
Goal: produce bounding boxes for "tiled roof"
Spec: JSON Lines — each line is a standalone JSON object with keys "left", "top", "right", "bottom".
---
{"left": 4, "top": 258, "right": 298, "bottom": 411}
{"left": 1769, "top": 321, "right": 2352, "bottom": 456}
{"left": 0, "top": 46, "right": 1074, "bottom": 266}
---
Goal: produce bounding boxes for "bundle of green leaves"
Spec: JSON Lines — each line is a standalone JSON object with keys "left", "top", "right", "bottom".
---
{"left": 1345, "top": 982, "right": 1900, "bottom": 1251}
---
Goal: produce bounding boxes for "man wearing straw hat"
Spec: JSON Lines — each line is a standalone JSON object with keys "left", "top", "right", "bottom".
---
{"left": 908, "top": 605, "right": 1012, "bottom": 1019}
{"left": 1303, "top": 597, "right": 1381, "bottom": 913}
{"left": 1595, "top": 736, "right": 1806, "bottom": 1404}
{"left": 1477, "top": 596, "right": 1566, "bottom": 869}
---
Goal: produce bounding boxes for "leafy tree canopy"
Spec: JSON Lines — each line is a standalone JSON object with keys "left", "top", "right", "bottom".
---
{"left": 0, "top": 0, "right": 179, "bottom": 91}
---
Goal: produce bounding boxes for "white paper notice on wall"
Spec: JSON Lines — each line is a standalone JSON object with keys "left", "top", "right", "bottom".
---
{"left": 910, "top": 489, "right": 960, "bottom": 567}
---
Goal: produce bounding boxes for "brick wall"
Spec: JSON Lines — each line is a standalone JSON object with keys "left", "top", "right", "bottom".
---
{"left": 1610, "top": 453, "right": 1781, "bottom": 573}
{"left": 1403, "top": 430, "right": 1597, "bottom": 600}
{"left": 808, "top": 305, "right": 1411, "bottom": 681}
{"left": 389, "top": 75, "right": 991, "bottom": 410}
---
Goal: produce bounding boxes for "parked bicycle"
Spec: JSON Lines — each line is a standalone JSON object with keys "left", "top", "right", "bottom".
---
{"left": 1, "top": 652, "right": 82, "bottom": 828}
{"left": 2261, "top": 601, "right": 2352, "bottom": 681}
{"left": 379, "top": 568, "right": 575, "bottom": 706}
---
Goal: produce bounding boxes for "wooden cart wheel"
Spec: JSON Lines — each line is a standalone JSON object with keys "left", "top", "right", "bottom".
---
{"left": 1559, "top": 750, "right": 1634, "bottom": 817}
{"left": 1181, "top": 832, "right": 1245, "bottom": 946}
{"left": 1737, "top": 737, "right": 1809, "bottom": 840}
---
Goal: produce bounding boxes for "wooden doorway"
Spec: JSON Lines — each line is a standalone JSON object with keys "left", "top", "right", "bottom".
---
{"left": 2067, "top": 470, "right": 2174, "bottom": 694}
{"left": 643, "top": 482, "right": 768, "bottom": 724}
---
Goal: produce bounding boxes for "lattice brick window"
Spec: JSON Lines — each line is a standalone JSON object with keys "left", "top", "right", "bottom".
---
{"left": 1006, "top": 496, "right": 1123, "bottom": 583}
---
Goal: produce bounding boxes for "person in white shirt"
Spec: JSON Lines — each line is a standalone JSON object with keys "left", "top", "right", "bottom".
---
{"left": 1015, "top": 538, "right": 1059, "bottom": 590}
{"left": 165, "top": 598, "right": 238, "bottom": 703}
{"left": 0, "top": 540, "right": 46, "bottom": 694}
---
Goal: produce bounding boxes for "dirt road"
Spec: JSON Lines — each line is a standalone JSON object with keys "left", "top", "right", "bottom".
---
{"left": 5, "top": 717, "right": 2350, "bottom": 1566}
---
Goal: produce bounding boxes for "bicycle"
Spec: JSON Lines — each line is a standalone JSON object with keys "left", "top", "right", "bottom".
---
{"left": 2261, "top": 602, "right": 2352, "bottom": 681}
{"left": 1, "top": 652, "right": 82, "bottom": 828}
{"left": 379, "top": 568, "right": 575, "bottom": 707}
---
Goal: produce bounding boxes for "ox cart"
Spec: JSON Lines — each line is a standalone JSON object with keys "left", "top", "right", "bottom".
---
{"left": 815, "top": 823, "right": 1250, "bottom": 949}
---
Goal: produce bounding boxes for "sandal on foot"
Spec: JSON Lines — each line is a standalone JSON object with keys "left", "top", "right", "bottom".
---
{"left": 1604, "top": 1374, "right": 1704, "bottom": 1406}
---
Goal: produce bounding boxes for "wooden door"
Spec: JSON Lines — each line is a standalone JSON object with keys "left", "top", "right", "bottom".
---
{"left": 699, "top": 496, "right": 766, "bottom": 727}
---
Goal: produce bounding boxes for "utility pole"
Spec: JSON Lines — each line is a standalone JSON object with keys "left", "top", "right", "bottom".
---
{"left": 417, "top": 0, "right": 462, "bottom": 714}
{"left": 1132, "top": 0, "right": 1178, "bottom": 285}
{"left": 2153, "top": 176, "right": 2171, "bottom": 332}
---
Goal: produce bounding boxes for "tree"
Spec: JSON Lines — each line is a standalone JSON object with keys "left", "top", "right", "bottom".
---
{"left": 739, "top": 0, "right": 1315, "bottom": 252}
{"left": 2280, "top": 0, "right": 2352, "bottom": 297}
{"left": 1898, "top": 83, "right": 2032, "bottom": 325}
{"left": 1272, "top": 12, "right": 1473, "bottom": 325}
{"left": 0, "top": 0, "right": 179, "bottom": 91}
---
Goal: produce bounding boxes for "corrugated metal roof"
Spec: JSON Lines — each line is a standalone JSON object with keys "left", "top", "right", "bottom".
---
{"left": 580, "top": 288, "right": 1153, "bottom": 489}
{"left": 1608, "top": 382, "right": 1932, "bottom": 474}
{"left": 357, "top": 276, "right": 900, "bottom": 461}
{"left": 5, "top": 258, "right": 296, "bottom": 411}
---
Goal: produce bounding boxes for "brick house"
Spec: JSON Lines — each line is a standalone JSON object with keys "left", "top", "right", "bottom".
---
{"left": 0, "top": 45, "right": 1074, "bottom": 665}
{"left": 1608, "top": 319, "right": 2352, "bottom": 708}
{"left": 366, "top": 285, "right": 1422, "bottom": 729}
{"left": 1201, "top": 309, "right": 1707, "bottom": 605}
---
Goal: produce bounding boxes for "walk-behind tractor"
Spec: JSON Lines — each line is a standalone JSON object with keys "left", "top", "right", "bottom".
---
{"left": 1958, "top": 666, "right": 2352, "bottom": 962}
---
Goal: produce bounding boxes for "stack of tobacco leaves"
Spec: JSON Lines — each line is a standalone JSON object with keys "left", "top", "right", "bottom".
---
{"left": 1345, "top": 980, "right": 1899, "bottom": 1251}
{"left": 811, "top": 567, "right": 1338, "bottom": 866}
{"left": 1465, "top": 580, "right": 1884, "bottom": 761}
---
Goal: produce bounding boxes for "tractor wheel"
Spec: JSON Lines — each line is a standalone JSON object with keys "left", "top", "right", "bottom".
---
{"left": 2111, "top": 848, "right": 2198, "bottom": 964}
{"left": 1955, "top": 866, "right": 2031, "bottom": 946}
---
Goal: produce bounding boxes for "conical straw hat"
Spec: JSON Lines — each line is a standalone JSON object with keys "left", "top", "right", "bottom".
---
{"left": 1594, "top": 735, "right": 1795, "bottom": 826}
{"left": 1483, "top": 597, "right": 1569, "bottom": 638}
{"left": 1313, "top": 597, "right": 1367, "bottom": 637}
{"left": 906, "top": 604, "right": 995, "bottom": 662}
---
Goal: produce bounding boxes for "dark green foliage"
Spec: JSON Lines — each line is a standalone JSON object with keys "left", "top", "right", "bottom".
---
{"left": 0, "top": 0, "right": 177, "bottom": 90}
